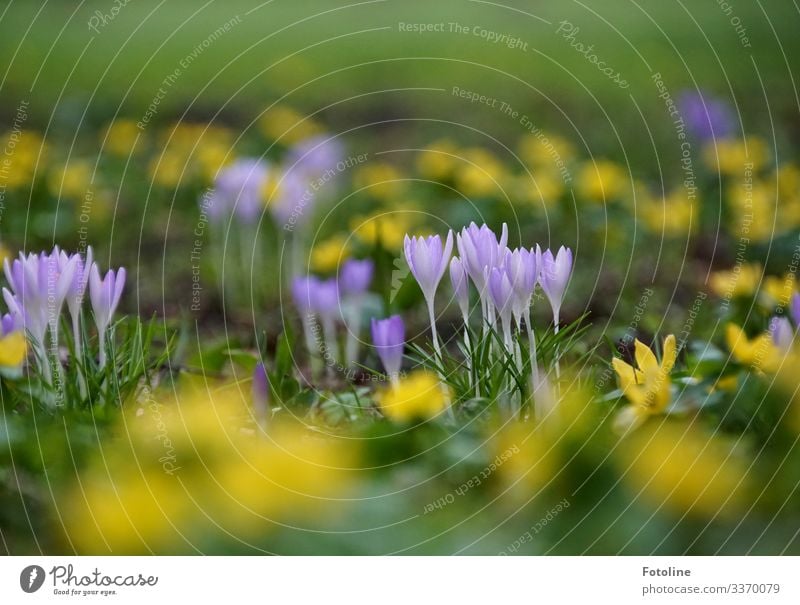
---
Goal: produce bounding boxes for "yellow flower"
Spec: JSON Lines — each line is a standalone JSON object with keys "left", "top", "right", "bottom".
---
{"left": 48, "top": 160, "right": 93, "bottom": 199}
{"left": 725, "top": 323, "right": 782, "bottom": 373}
{"left": 507, "top": 172, "right": 564, "bottom": 207}
{"left": 576, "top": 160, "right": 627, "bottom": 203}
{"left": 103, "top": 119, "right": 143, "bottom": 156}
{"left": 639, "top": 189, "right": 697, "bottom": 236}
{"left": 454, "top": 148, "right": 506, "bottom": 197}
{"left": 703, "top": 136, "right": 769, "bottom": 175}
{"left": 350, "top": 213, "right": 413, "bottom": 251}
{"left": 416, "top": 139, "right": 459, "bottom": 180}
{"left": 518, "top": 132, "right": 575, "bottom": 168}
{"left": 353, "top": 163, "right": 405, "bottom": 200}
{"left": 0, "top": 331, "right": 27, "bottom": 367}
{"left": 616, "top": 420, "right": 750, "bottom": 519}
{"left": 709, "top": 263, "right": 762, "bottom": 299}
{"left": 310, "top": 235, "right": 350, "bottom": 273}
{"left": 378, "top": 371, "right": 447, "bottom": 422}
{"left": 259, "top": 105, "right": 321, "bottom": 144}
{"left": 612, "top": 335, "right": 677, "bottom": 432}
{"left": 63, "top": 386, "right": 354, "bottom": 553}
{"left": 760, "top": 274, "right": 798, "bottom": 309}
{"left": 727, "top": 179, "right": 776, "bottom": 241}
{"left": 0, "top": 130, "right": 48, "bottom": 189}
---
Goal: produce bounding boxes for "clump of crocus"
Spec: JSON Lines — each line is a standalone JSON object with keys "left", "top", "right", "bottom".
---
{"left": 378, "top": 370, "right": 447, "bottom": 423}
{"left": 612, "top": 335, "right": 677, "bottom": 433}
{"left": 339, "top": 258, "right": 374, "bottom": 368}
{"left": 370, "top": 315, "right": 405, "bottom": 384}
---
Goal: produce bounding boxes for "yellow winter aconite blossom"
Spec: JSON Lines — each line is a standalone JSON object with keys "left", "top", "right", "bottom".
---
{"left": 103, "top": 119, "right": 142, "bottom": 156}
{"left": 703, "top": 136, "right": 769, "bottom": 175}
{"left": 709, "top": 263, "right": 762, "bottom": 299}
{"left": 617, "top": 420, "right": 750, "bottom": 519}
{"left": 576, "top": 160, "right": 627, "bottom": 203}
{"left": 725, "top": 323, "right": 782, "bottom": 373}
{"left": 310, "top": 235, "right": 350, "bottom": 273}
{"left": 378, "top": 370, "right": 447, "bottom": 422}
{"left": 760, "top": 274, "right": 798, "bottom": 309}
{"left": 151, "top": 123, "right": 233, "bottom": 187}
{"left": 0, "top": 331, "right": 27, "bottom": 367}
{"left": 612, "top": 335, "right": 677, "bottom": 433}
{"left": 0, "top": 130, "right": 48, "bottom": 189}
{"left": 353, "top": 162, "right": 406, "bottom": 200}
{"left": 518, "top": 132, "right": 575, "bottom": 169}
{"left": 728, "top": 179, "right": 776, "bottom": 241}
{"left": 639, "top": 189, "right": 697, "bottom": 236}
{"left": 507, "top": 172, "right": 564, "bottom": 207}
{"left": 48, "top": 160, "right": 93, "bottom": 199}
{"left": 259, "top": 105, "right": 321, "bottom": 144}
{"left": 416, "top": 139, "right": 459, "bottom": 180}
{"left": 64, "top": 387, "right": 354, "bottom": 553}
{"left": 454, "top": 148, "right": 506, "bottom": 198}
{"left": 350, "top": 213, "right": 414, "bottom": 250}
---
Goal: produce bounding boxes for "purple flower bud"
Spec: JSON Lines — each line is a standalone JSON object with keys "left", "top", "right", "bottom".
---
{"left": 678, "top": 90, "right": 734, "bottom": 141}
{"left": 370, "top": 315, "right": 405, "bottom": 380}
{"left": 207, "top": 158, "right": 269, "bottom": 222}
{"left": 291, "top": 275, "right": 320, "bottom": 314}
{"left": 403, "top": 231, "right": 454, "bottom": 304}
{"left": 1, "top": 313, "right": 17, "bottom": 336}
{"left": 504, "top": 247, "right": 539, "bottom": 325}
{"left": 449, "top": 257, "right": 470, "bottom": 319}
{"left": 791, "top": 293, "right": 800, "bottom": 328}
{"left": 313, "top": 278, "right": 340, "bottom": 318}
{"left": 252, "top": 361, "right": 270, "bottom": 418}
{"left": 539, "top": 246, "right": 573, "bottom": 322}
{"left": 89, "top": 263, "right": 126, "bottom": 334}
{"left": 339, "top": 258, "right": 374, "bottom": 295}
{"left": 456, "top": 222, "right": 508, "bottom": 293}
{"left": 770, "top": 316, "right": 794, "bottom": 351}
{"left": 286, "top": 135, "right": 344, "bottom": 177}
{"left": 488, "top": 266, "right": 515, "bottom": 328}
{"left": 59, "top": 246, "right": 93, "bottom": 321}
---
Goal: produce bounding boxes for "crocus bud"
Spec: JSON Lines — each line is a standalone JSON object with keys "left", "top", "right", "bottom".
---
{"left": 791, "top": 293, "right": 800, "bottom": 327}
{"left": 489, "top": 266, "right": 515, "bottom": 329}
{"left": 539, "top": 246, "right": 573, "bottom": 323}
{"left": 449, "top": 257, "right": 470, "bottom": 320}
{"left": 370, "top": 315, "right": 405, "bottom": 382}
{"left": 312, "top": 278, "right": 340, "bottom": 319}
{"left": 252, "top": 361, "right": 270, "bottom": 426}
{"left": 770, "top": 316, "right": 794, "bottom": 351}
{"left": 504, "top": 247, "right": 539, "bottom": 325}
{"left": 339, "top": 258, "right": 374, "bottom": 296}
{"left": 89, "top": 263, "right": 126, "bottom": 335}
{"left": 403, "top": 231, "right": 454, "bottom": 304}
{"left": 455, "top": 222, "right": 508, "bottom": 294}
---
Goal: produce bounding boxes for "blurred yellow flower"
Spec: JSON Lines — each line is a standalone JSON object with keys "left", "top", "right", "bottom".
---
{"left": 378, "top": 370, "right": 447, "bottom": 422}
{"left": 0, "top": 331, "right": 27, "bottom": 367}
{"left": 416, "top": 139, "right": 459, "bottom": 180}
{"left": 103, "top": 119, "right": 143, "bottom": 156}
{"left": 639, "top": 190, "right": 697, "bottom": 236}
{"left": 310, "top": 235, "right": 350, "bottom": 273}
{"left": 726, "top": 323, "right": 782, "bottom": 373}
{"left": 48, "top": 160, "right": 92, "bottom": 199}
{"left": 617, "top": 421, "right": 750, "bottom": 519}
{"left": 0, "top": 130, "right": 48, "bottom": 189}
{"left": 454, "top": 148, "right": 506, "bottom": 198}
{"left": 353, "top": 162, "right": 406, "bottom": 200}
{"left": 576, "top": 160, "right": 626, "bottom": 203}
{"left": 518, "top": 132, "right": 575, "bottom": 168}
{"left": 151, "top": 123, "right": 234, "bottom": 187}
{"left": 704, "top": 136, "right": 769, "bottom": 175}
{"left": 760, "top": 274, "right": 798, "bottom": 309}
{"left": 351, "top": 213, "right": 413, "bottom": 251}
{"left": 508, "top": 172, "right": 564, "bottom": 207}
{"left": 612, "top": 335, "right": 677, "bottom": 433}
{"left": 709, "top": 263, "right": 762, "bottom": 299}
{"left": 259, "top": 105, "right": 321, "bottom": 145}
{"left": 64, "top": 387, "right": 354, "bottom": 553}
{"left": 728, "top": 179, "right": 776, "bottom": 241}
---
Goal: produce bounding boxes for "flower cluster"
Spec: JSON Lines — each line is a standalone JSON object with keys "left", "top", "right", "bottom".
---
{"left": 2, "top": 246, "right": 125, "bottom": 397}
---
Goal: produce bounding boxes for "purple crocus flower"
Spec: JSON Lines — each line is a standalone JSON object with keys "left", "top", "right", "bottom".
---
{"left": 456, "top": 222, "right": 508, "bottom": 295}
{"left": 312, "top": 278, "right": 340, "bottom": 319}
{"left": 678, "top": 90, "right": 735, "bottom": 141}
{"left": 286, "top": 135, "right": 344, "bottom": 178}
{"left": 791, "top": 293, "right": 800, "bottom": 327}
{"left": 370, "top": 315, "right": 405, "bottom": 382}
{"left": 291, "top": 275, "right": 320, "bottom": 315}
{"left": 489, "top": 266, "right": 515, "bottom": 339}
{"left": 449, "top": 256, "right": 470, "bottom": 322}
{"left": 207, "top": 158, "right": 269, "bottom": 222}
{"left": 504, "top": 247, "right": 540, "bottom": 327}
{"left": 252, "top": 361, "right": 270, "bottom": 427}
{"left": 403, "top": 231, "right": 454, "bottom": 304}
{"left": 770, "top": 316, "right": 794, "bottom": 352}
{"left": 339, "top": 259, "right": 374, "bottom": 295}
{"left": 539, "top": 246, "right": 573, "bottom": 328}
{"left": 1, "top": 313, "right": 17, "bottom": 336}
{"left": 89, "top": 262, "right": 126, "bottom": 367}
{"left": 59, "top": 246, "right": 93, "bottom": 328}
